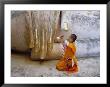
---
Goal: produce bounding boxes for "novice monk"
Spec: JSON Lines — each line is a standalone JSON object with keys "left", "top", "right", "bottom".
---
{"left": 56, "top": 34, "right": 78, "bottom": 73}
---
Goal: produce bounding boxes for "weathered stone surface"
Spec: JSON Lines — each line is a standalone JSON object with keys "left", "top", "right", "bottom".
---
{"left": 11, "top": 12, "right": 29, "bottom": 52}
{"left": 76, "top": 39, "right": 100, "bottom": 57}
{"left": 31, "top": 43, "right": 64, "bottom": 60}
{"left": 61, "top": 11, "right": 100, "bottom": 57}
{"left": 61, "top": 11, "right": 100, "bottom": 39}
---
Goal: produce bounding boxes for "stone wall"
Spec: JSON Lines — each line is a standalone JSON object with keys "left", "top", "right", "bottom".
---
{"left": 61, "top": 11, "right": 100, "bottom": 57}
{"left": 11, "top": 11, "right": 29, "bottom": 52}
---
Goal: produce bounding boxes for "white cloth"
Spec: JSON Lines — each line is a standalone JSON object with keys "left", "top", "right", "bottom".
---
{"left": 72, "top": 58, "right": 74, "bottom": 67}
{"left": 64, "top": 40, "right": 69, "bottom": 46}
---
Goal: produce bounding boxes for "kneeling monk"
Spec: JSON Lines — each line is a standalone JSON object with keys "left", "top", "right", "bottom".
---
{"left": 56, "top": 34, "right": 78, "bottom": 73}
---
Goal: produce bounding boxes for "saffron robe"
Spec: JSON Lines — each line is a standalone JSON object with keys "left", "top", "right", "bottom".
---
{"left": 56, "top": 40, "right": 78, "bottom": 72}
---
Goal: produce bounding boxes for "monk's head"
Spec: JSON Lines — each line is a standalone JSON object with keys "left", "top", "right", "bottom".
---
{"left": 68, "top": 34, "right": 77, "bottom": 43}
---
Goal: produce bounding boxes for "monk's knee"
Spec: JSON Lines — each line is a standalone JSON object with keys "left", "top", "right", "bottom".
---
{"left": 56, "top": 65, "right": 60, "bottom": 70}
{"left": 56, "top": 65, "right": 65, "bottom": 71}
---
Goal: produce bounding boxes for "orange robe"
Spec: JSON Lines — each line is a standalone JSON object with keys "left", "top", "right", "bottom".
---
{"left": 56, "top": 42, "right": 78, "bottom": 72}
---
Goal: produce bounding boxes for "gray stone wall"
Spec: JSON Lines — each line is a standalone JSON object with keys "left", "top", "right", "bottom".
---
{"left": 61, "top": 11, "right": 100, "bottom": 57}
{"left": 11, "top": 11, "right": 29, "bottom": 51}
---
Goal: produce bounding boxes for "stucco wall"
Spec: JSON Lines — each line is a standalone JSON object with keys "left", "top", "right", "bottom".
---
{"left": 61, "top": 11, "right": 100, "bottom": 57}
{"left": 11, "top": 11, "right": 29, "bottom": 52}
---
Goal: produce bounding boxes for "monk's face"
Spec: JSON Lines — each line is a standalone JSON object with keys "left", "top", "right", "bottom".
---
{"left": 68, "top": 35, "right": 73, "bottom": 43}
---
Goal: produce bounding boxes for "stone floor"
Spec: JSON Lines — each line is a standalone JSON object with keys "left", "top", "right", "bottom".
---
{"left": 11, "top": 53, "right": 100, "bottom": 77}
